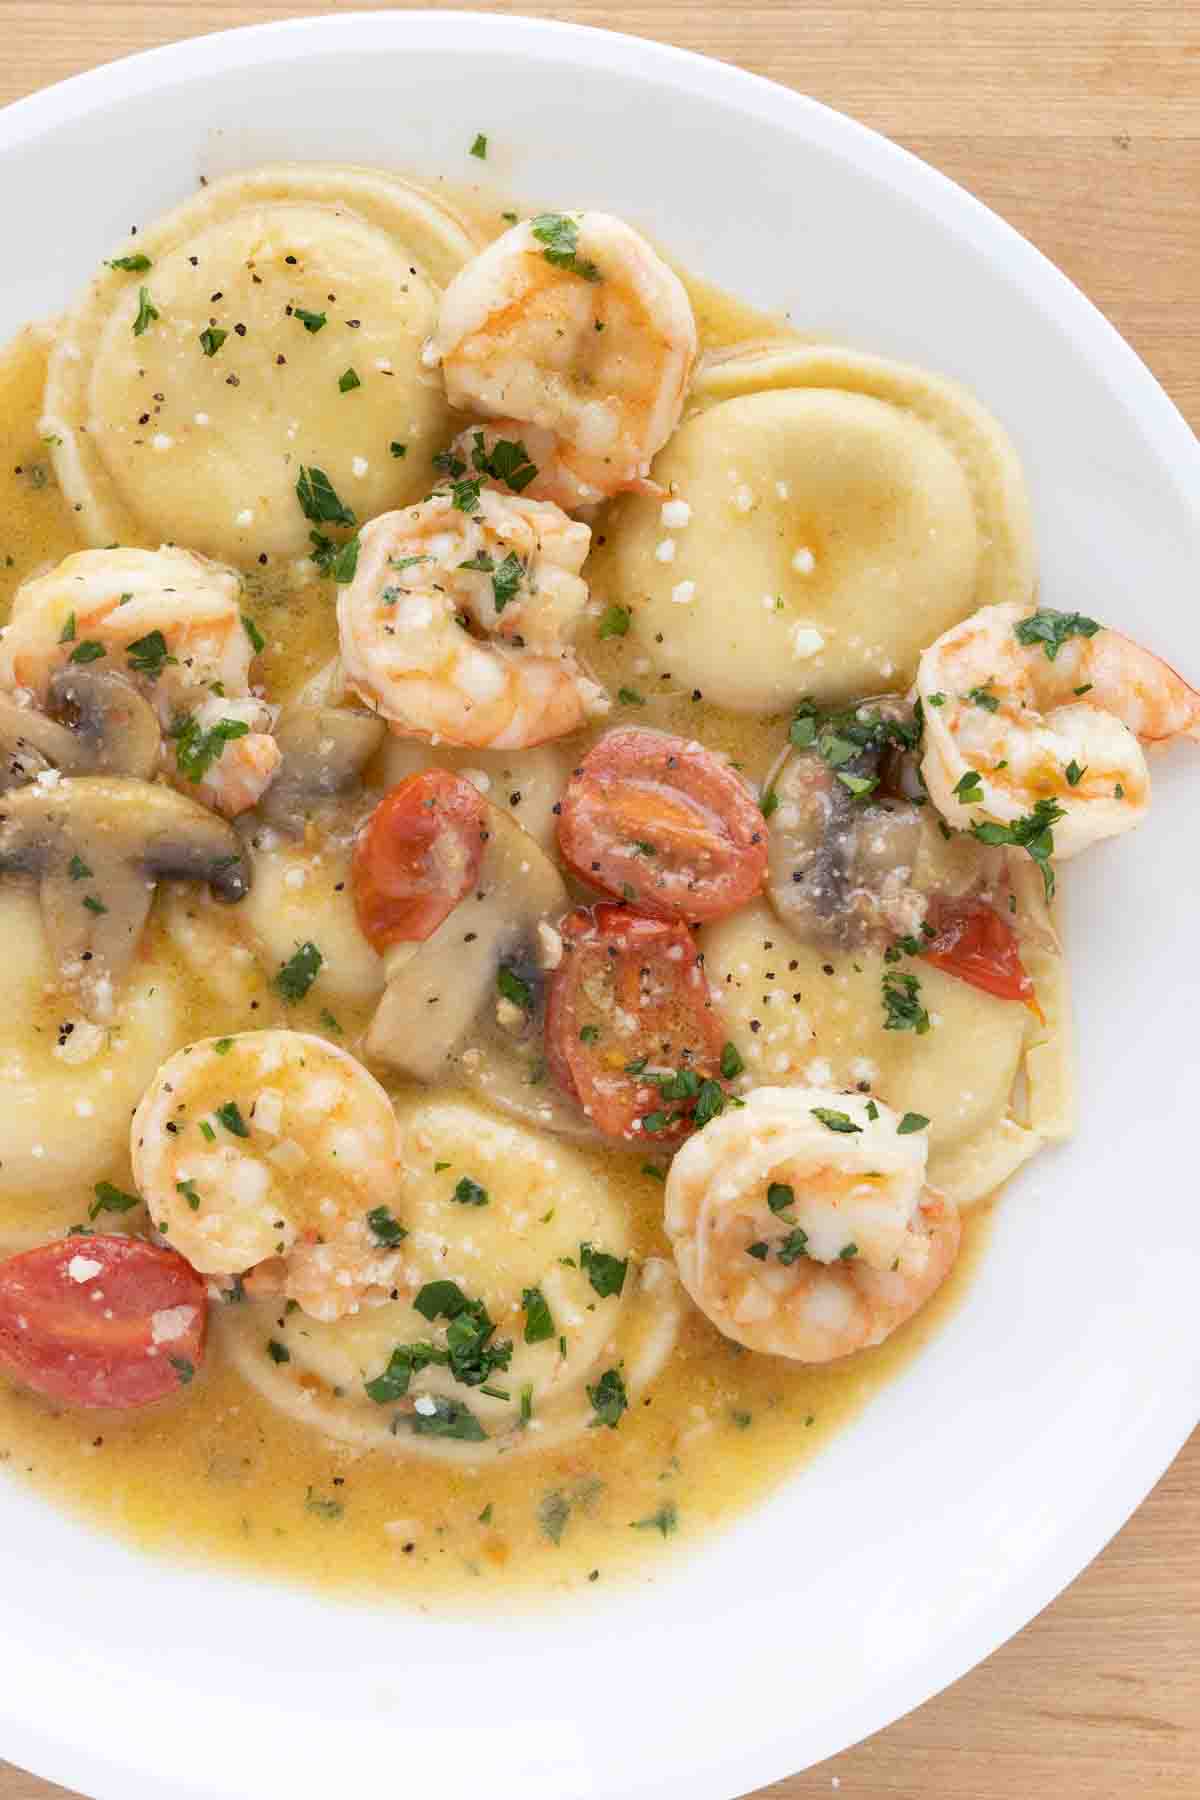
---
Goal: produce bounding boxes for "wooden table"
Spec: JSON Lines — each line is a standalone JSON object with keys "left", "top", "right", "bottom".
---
{"left": 0, "top": 3, "right": 1196, "bottom": 1795}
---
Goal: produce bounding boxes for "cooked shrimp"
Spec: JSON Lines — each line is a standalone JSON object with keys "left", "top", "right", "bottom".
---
{"left": 918, "top": 602, "right": 1200, "bottom": 858}
{"left": 444, "top": 420, "right": 603, "bottom": 514}
{"left": 433, "top": 212, "right": 697, "bottom": 504}
{"left": 131, "top": 1030, "right": 407, "bottom": 1322}
{"left": 337, "top": 490, "right": 608, "bottom": 749}
{"left": 174, "top": 695, "right": 282, "bottom": 817}
{"left": 0, "top": 546, "right": 279, "bottom": 818}
{"left": 664, "top": 1087, "right": 960, "bottom": 1362}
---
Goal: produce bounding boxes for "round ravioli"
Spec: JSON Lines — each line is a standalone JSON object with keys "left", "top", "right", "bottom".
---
{"left": 221, "top": 1096, "right": 681, "bottom": 1460}
{"left": 0, "top": 892, "right": 181, "bottom": 1242}
{"left": 700, "top": 902, "right": 1040, "bottom": 1204}
{"left": 605, "top": 343, "right": 1035, "bottom": 711}
{"left": 44, "top": 166, "right": 480, "bottom": 562}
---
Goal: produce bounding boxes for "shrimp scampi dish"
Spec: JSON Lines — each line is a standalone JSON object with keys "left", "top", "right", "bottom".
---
{"left": 0, "top": 159, "right": 1191, "bottom": 1601}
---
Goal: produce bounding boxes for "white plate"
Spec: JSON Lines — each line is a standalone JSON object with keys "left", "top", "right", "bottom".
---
{"left": 0, "top": 13, "right": 1197, "bottom": 1800}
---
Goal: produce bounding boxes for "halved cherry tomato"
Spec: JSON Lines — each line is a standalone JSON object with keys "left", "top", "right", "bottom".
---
{"left": 545, "top": 903, "right": 727, "bottom": 1145}
{"left": 353, "top": 769, "right": 488, "bottom": 951}
{"left": 0, "top": 1235, "right": 207, "bottom": 1409}
{"left": 921, "top": 897, "right": 1042, "bottom": 1018}
{"left": 557, "top": 728, "right": 768, "bottom": 922}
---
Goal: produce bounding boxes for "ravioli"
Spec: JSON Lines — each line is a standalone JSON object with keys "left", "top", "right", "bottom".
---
{"left": 605, "top": 342, "right": 1035, "bottom": 711}
{"left": 43, "top": 166, "right": 480, "bottom": 562}
{"left": 0, "top": 892, "right": 181, "bottom": 1246}
{"left": 222, "top": 1097, "right": 682, "bottom": 1460}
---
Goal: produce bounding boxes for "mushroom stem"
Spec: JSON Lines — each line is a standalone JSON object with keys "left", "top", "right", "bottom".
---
{"left": 0, "top": 775, "right": 250, "bottom": 1019}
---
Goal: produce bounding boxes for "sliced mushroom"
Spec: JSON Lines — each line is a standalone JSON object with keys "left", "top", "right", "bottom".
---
{"left": 365, "top": 804, "right": 567, "bottom": 1085}
{"left": 0, "top": 670, "right": 160, "bottom": 791}
{"left": 256, "top": 704, "right": 385, "bottom": 837}
{"left": 0, "top": 776, "right": 250, "bottom": 1019}
{"left": 767, "top": 747, "right": 1006, "bottom": 948}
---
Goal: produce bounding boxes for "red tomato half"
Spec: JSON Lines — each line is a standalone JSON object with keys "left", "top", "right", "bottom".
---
{"left": 353, "top": 770, "right": 488, "bottom": 951}
{"left": 557, "top": 728, "right": 768, "bottom": 922}
{"left": 921, "top": 897, "right": 1042, "bottom": 1018}
{"left": 545, "top": 903, "right": 727, "bottom": 1145}
{"left": 0, "top": 1235, "right": 207, "bottom": 1409}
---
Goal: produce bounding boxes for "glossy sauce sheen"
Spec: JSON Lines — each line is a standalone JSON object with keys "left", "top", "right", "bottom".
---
{"left": 0, "top": 221, "right": 991, "bottom": 1607}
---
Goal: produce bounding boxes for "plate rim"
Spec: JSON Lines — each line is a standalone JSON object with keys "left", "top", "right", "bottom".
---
{"left": 0, "top": 12, "right": 1197, "bottom": 1800}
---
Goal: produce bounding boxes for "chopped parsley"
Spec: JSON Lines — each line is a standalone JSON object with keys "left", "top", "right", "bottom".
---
{"left": 452, "top": 1176, "right": 488, "bottom": 1207}
{"left": 410, "top": 1281, "right": 512, "bottom": 1389}
{"left": 132, "top": 286, "right": 159, "bottom": 336}
{"left": 597, "top": 603, "right": 630, "bottom": 639}
{"left": 338, "top": 367, "right": 361, "bottom": 393}
{"left": 617, "top": 687, "right": 645, "bottom": 706}
{"left": 294, "top": 307, "right": 327, "bottom": 333}
{"left": 389, "top": 441, "right": 407, "bottom": 458}
{"left": 198, "top": 326, "right": 227, "bottom": 357}
{"left": 274, "top": 941, "right": 322, "bottom": 1002}
{"left": 267, "top": 1339, "right": 290, "bottom": 1364}
{"left": 953, "top": 770, "right": 984, "bottom": 806}
{"left": 216, "top": 1101, "right": 249, "bottom": 1139}
{"left": 470, "top": 132, "right": 488, "bottom": 159}
{"left": 788, "top": 698, "right": 921, "bottom": 771}
{"left": 491, "top": 550, "right": 524, "bottom": 611}
{"left": 329, "top": 536, "right": 359, "bottom": 584}
{"left": 170, "top": 713, "right": 249, "bottom": 782}
{"left": 82, "top": 895, "right": 107, "bottom": 915}
{"left": 448, "top": 477, "right": 483, "bottom": 513}
{"left": 126, "top": 629, "right": 175, "bottom": 678}
{"left": 88, "top": 1181, "right": 140, "bottom": 1221}
{"left": 587, "top": 1367, "right": 628, "bottom": 1428}
{"left": 1014, "top": 607, "right": 1101, "bottom": 662}
{"left": 746, "top": 1241, "right": 769, "bottom": 1260}
{"left": 69, "top": 640, "right": 106, "bottom": 665}
{"left": 241, "top": 613, "right": 265, "bottom": 654}
{"left": 767, "top": 1182, "right": 795, "bottom": 1215}
{"left": 67, "top": 853, "right": 93, "bottom": 881}
{"left": 630, "top": 1501, "right": 677, "bottom": 1537}
{"left": 538, "top": 1489, "right": 571, "bottom": 1544}
{"left": 1065, "top": 758, "right": 1086, "bottom": 787}
{"left": 522, "top": 1286, "right": 555, "bottom": 1344}
{"left": 720, "top": 1041, "right": 744, "bottom": 1080}
{"left": 970, "top": 796, "right": 1066, "bottom": 900}
{"left": 169, "top": 1357, "right": 195, "bottom": 1386}
{"left": 108, "top": 253, "right": 151, "bottom": 272}
{"left": 366, "top": 1204, "right": 407, "bottom": 1247}
{"left": 497, "top": 963, "right": 533, "bottom": 1011}
{"left": 295, "top": 464, "right": 356, "bottom": 527}
{"left": 810, "top": 1107, "right": 862, "bottom": 1135}
{"left": 175, "top": 1178, "right": 201, "bottom": 1212}
{"left": 58, "top": 613, "right": 76, "bottom": 645}
{"left": 579, "top": 1024, "right": 600, "bottom": 1044}
{"left": 304, "top": 1488, "right": 343, "bottom": 1519}
{"left": 530, "top": 212, "right": 602, "bottom": 281}
{"left": 579, "top": 1241, "right": 628, "bottom": 1299}
{"left": 407, "top": 1398, "right": 487, "bottom": 1442}
{"left": 777, "top": 1228, "right": 810, "bottom": 1265}
{"left": 468, "top": 430, "right": 539, "bottom": 493}
{"left": 882, "top": 969, "right": 931, "bottom": 1034}
{"left": 897, "top": 1112, "right": 930, "bottom": 1135}
{"left": 967, "top": 686, "right": 1000, "bottom": 712}
{"left": 364, "top": 1343, "right": 442, "bottom": 1402}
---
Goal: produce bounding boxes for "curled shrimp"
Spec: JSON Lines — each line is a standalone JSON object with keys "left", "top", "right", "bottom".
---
{"left": 131, "top": 1030, "right": 406, "bottom": 1322}
{"left": 918, "top": 602, "right": 1200, "bottom": 857}
{"left": 664, "top": 1087, "right": 960, "bottom": 1362}
{"left": 433, "top": 212, "right": 697, "bottom": 505}
{"left": 337, "top": 490, "right": 608, "bottom": 749}
{"left": 0, "top": 547, "right": 280, "bottom": 818}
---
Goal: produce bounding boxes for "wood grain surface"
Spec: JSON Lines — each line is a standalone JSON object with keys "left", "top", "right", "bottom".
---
{"left": 0, "top": 2, "right": 1196, "bottom": 1795}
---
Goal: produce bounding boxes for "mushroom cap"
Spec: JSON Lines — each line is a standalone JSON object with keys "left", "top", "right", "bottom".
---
{"left": 0, "top": 775, "right": 250, "bottom": 1018}
{"left": 0, "top": 670, "right": 161, "bottom": 790}
{"left": 257, "top": 704, "right": 385, "bottom": 837}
